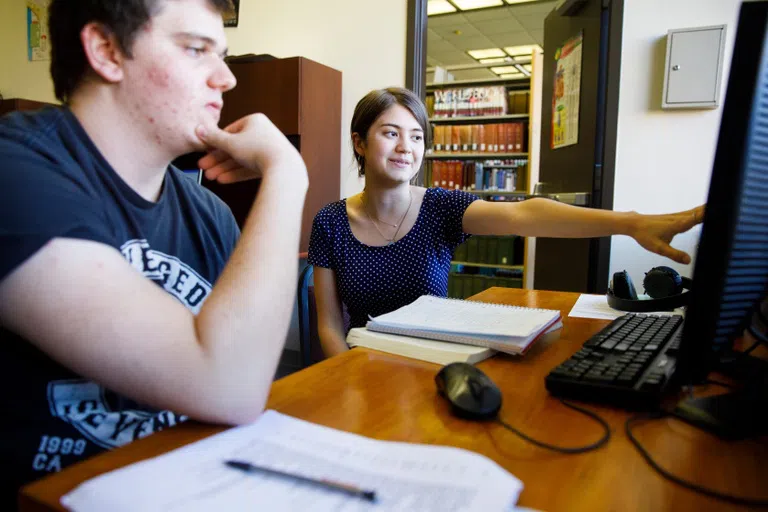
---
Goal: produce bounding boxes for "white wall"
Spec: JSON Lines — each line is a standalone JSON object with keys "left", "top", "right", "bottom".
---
{"left": 226, "top": 1, "right": 408, "bottom": 198}
{"left": 0, "top": 1, "right": 58, "bottom": 104}
{"left": 0, "top": 0, "right": 409, "bottom": 198}
{"left": 610, "top": 0, "right": 742, "bottom": 286}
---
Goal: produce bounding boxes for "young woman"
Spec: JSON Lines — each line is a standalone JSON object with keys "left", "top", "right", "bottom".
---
{"left": 308, "top": 87, "right": 703, "bottom": 357}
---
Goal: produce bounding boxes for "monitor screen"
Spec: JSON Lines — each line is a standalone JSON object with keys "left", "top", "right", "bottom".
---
{"left": 677, "top": 1, "right": 768, "bottom": 386}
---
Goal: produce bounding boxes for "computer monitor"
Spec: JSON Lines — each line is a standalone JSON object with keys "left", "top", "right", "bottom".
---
{"left": 673, "top": 0, "right": 768, "bottom": 437}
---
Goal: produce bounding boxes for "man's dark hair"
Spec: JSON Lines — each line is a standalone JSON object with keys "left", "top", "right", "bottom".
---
{"left": 350, "top": 87, "right": 430, "bottom": 177}
{"left": 49, "top": 0, "right": 233, "bottom": 103}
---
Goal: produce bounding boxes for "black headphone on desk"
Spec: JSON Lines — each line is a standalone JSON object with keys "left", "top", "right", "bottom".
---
{"left": 607, "top": 266, "right": 693, "bottom": 312}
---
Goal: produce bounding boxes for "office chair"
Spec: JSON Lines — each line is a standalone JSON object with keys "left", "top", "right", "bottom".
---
{"left": 297, "top": 265, "right": 352, "bottom": 367}
{"left": 297, "top": 265, "right": 325, "bottom": 367}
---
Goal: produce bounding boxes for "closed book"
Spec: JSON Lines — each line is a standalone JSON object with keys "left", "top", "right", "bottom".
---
{"left": 346, "top": 327, "right": 495, "bottom": 365}
{"left": 366, "top": 295, "right": 563, "bottom": 356}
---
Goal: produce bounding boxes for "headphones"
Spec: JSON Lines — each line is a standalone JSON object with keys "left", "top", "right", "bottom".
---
{"left": 607, "top": 266, "right": 693, "bottom": 312}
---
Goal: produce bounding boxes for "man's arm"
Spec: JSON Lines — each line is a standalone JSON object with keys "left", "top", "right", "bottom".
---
{"left": 0, "top": 114, "right": 307, "bottom": 425}
{"left": 462, "top": 198, "right": 704, "bottom": 264}
{"left": 313, "top": 267, "right": 349, "bottom": 357}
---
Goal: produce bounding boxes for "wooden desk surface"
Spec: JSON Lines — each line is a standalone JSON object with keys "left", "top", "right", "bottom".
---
{"left": 20, "top": 289, "right": 768, "bottom": 511}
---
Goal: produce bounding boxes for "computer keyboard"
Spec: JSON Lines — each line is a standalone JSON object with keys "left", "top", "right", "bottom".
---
{"left": 545, "top": 314, "right": 684, "bottom": 409}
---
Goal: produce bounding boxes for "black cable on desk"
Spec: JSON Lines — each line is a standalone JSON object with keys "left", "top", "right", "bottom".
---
{"left": 495, "top": 399, "right": 610, "bottom": 454}
{"left": 625, "top": 413, "right": 768, "bottom": 507}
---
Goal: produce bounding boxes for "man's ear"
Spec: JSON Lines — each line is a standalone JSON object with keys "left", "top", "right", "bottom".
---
{"left": 352, "top": 132, "right": 366, "bottom": 157}
{"left": 80, "top": 22, "right": 126, "bottom": 84}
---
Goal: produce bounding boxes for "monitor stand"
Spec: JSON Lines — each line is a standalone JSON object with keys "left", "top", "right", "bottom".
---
{"left": 673, "top": 352, "right": 768, "bottom": 440}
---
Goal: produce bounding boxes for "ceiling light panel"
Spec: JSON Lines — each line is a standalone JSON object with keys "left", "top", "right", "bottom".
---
{"left": 499, "top": 73, "right": 525, "bottom": 79}
{"left": 490, "top": 65, "right": 521, "bottom": 74}
{"left": 478, "top": 57, "right": 510, "bottom": 64}
{"left": 427, "top": 0, "right": 457, "bottom": 15}
{"left": 467, "top": 48, "right": 506, "bottom": 59}
{"left": 452, "top": 0, "right": 504, "bottom": 11}
{"left": 505, "top": 0, "right": 539, "bottom": 4}
{"left": 504, "top": 44, "right": 541, "bottom": 56}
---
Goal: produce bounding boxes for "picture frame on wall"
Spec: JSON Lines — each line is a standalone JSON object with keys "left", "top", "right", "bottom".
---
{"left": 223, "top": 0, "right": 239, "bottom": 27}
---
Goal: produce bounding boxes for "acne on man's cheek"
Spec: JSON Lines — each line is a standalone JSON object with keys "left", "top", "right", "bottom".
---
{"left": 147, "top": 67, "right": 171, "bottom": 88}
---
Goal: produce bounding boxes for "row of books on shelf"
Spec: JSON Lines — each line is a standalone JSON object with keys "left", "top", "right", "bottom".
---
{"left": 426, "top": 86, "right": 529, "bottom": 118}
{"left": 454, "top": 235, "right": 521, "bottom": 266}
{"left": 432, "top": 123, "right": 526, "bottom": 153}
{"left": 431, "top": 160, "right": 526, "bottom": 193}
{"left": 448, "top": 273, "right": 523, "bottom": 300}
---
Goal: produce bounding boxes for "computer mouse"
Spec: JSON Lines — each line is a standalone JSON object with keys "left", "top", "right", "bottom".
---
{"left": 435, "top": 362, "right": 502, "bottom": 420}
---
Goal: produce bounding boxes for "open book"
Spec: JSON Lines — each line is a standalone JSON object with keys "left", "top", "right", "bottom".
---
{"left": 347, "top": 327, "right": 495, "bottom": 365}
{"left": 365, "top": 295, "right": 562, "bottom": 356}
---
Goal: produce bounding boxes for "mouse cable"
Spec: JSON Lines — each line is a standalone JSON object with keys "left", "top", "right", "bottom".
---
{"left": 494, "top": 399, "right": 610, "bottom": 454}
{"left": 626, "top": 412, "right": 768, "bottom": 507}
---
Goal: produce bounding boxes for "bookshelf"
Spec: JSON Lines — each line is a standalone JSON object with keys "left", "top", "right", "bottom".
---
{"left": 425, "top": 78, "right": 533, "bottom": 298}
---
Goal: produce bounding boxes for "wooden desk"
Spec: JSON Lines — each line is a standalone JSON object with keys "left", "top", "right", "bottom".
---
{"left": 20, "top": 289, "right": 768, "bottom": 511}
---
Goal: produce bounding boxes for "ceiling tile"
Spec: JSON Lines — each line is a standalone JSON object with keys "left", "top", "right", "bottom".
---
{"left": 507, "top": 0, "right": 558, "bottom": 15}
{"left": 427, "top": 38, "right": 459, "bottom": 53}
{"left": 428, "top": 13, "right": 468, "bottom": 27}
{"left": 471, "top": 17, "right": 525, "bottom": 35}
{"left": 429, "top": 51, "right": 479, "bottom": 66}
{"left": 427, "top": 28, "right": 444, "bottom": 41}
{"left": 527, "top": 29, "right": 544, "bottom": 45}
{"left": 513, "top": 14, "right": 548, "bottom": 30}
{"left": 433, "top": 23, "right": 483, "bottom": 40}
{"left": 451, "top": 34, "right": 498, "bottom": 51}
{"left": 450, "top": 68, "right": 499, "bottom": 81}
{"left": 462, "top": 7, "right": 511, "bottom": 22}
{"left": 488, "top": 32, "right": 536, "bottom": 47}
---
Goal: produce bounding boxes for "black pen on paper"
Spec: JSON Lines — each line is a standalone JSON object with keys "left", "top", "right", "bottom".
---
{"left": 224, "top": 459, "right": 377, "bottom": 502}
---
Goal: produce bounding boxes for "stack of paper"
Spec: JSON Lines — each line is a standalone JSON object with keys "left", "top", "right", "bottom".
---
{"left": 62, "top": 410, "right": 524, "bottom": 511}
{"left": 347, "top": 327, "right": 496, "bottom": 365}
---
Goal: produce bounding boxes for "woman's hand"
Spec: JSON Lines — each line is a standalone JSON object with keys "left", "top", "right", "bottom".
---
{"left": 195, "top": 114, "right": 306, "bottom": 184}
{"left": 627, "top": 205, "right": 705, "bottom": 264}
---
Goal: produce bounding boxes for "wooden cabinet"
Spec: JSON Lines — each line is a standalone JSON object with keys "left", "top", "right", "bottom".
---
{"left": 0, "top": 98, "right": 55, "bottom": 116}
{"left": 204, "top": 56, "right": 342, "bottom": 253}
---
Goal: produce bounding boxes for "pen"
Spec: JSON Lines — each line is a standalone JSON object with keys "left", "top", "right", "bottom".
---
{"left": 224, "top": 459, "right": 377, "bottom": 502}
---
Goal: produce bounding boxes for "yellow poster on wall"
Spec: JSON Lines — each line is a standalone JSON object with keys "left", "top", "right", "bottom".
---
{"left": 551, "top": 31, "right": 583, "bottom": 149}
{"left": 27, "top": 0, "right": 51, "bottom": 61}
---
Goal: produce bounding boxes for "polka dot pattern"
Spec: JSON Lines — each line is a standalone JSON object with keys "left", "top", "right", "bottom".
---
{"left": 308, "top": 188, "right": 480, "bottom": 330}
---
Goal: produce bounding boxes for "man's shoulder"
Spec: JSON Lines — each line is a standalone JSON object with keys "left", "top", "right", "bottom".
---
{"left": 0, "top": 106, "right": 67, "bottom": 146}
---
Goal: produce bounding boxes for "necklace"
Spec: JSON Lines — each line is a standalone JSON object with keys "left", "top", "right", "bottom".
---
{"left": 362, "top": 189, "right": 413, "bottom": 246}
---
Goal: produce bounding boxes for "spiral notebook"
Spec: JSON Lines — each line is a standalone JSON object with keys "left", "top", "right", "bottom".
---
{"left": 365, "top": 295, "right": 562, "bottom": 355}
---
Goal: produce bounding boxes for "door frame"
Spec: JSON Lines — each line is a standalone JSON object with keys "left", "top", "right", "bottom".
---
{"left": 404, "top": 0, "right": 623, "bottom": 293}
{"left": 405, "top": 0, "right": 428, "bottom": 99}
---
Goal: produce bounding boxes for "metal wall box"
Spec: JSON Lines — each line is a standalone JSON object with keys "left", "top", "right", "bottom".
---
{"left": 662, "top": 25, "right": 726, "bottom": 109}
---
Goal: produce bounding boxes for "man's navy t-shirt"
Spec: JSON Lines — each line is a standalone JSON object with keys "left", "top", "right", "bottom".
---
{"left": 0, "top": 107, "right": 239, "bottom": 506}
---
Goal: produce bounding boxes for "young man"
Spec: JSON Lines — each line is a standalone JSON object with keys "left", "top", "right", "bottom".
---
{"left": 0, "top": 0, "right": 307, "bottom": 505}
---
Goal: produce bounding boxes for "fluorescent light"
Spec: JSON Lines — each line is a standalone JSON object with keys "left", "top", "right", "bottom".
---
{"left": 505, "top": 0, "right": 539, "bottom": 4}
{"left": 504, "top": 44, "right": 541, "bottom": 56}
{"left": 479, "top": 57, "right": 510, "bottom": 64}
{"left": 499, "top": 73, "right": 525, "bottom": 79}
{"left": 490, "top": 65, "right": 521, "bottom": 74}
{"left": 427, "top": 0, "right": 457, "bottom": 15}
{"left": 452, "top": 0, "right": 504, "bottom": 10}
{"left": 468, "top": 48, "right": 506, "bottom": 59}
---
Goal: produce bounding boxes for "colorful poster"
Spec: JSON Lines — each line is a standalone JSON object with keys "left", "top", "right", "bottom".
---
{"left": 551, "top": 31, "right": 583, "bottom": 149}
{"left": 27, "top": 0, "right": 51, "bottom": 61}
